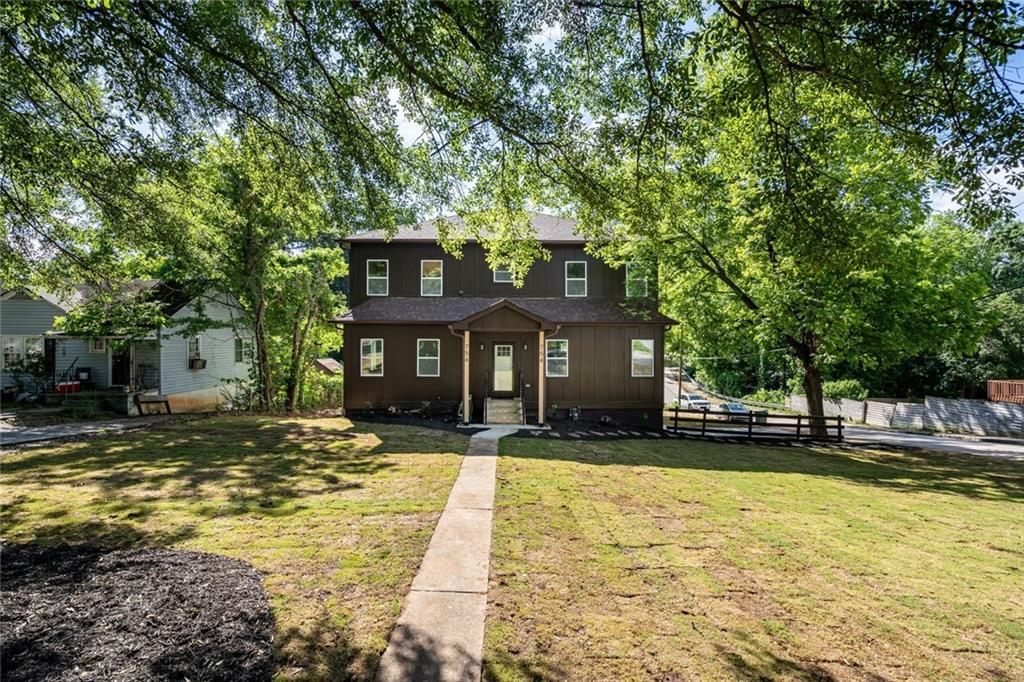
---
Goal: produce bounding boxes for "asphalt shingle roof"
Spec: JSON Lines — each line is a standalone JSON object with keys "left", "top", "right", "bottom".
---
{"left": 343, "top": 212, "right": 585, "bottom": 244}
{"left": 334, "top": 297, "right": 676, "bottom": 325}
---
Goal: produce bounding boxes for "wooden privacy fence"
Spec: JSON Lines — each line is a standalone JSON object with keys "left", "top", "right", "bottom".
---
{"left": 665, "top": 407, "right": 844, "bottom": 442}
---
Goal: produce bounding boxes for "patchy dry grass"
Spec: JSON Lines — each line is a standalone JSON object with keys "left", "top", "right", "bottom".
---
{"left": 1, "top": 416, "right": 467, "bottom": 681}
{"left": 485, "top": 438, "right": 1023, "bottom": 681}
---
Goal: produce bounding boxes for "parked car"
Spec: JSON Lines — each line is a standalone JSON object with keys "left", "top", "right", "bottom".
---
{"left": 683, "top": 393, "right": 711, "bottom": 410}
{"left": 719, "top": 402, "right": 751, "bottom": 422}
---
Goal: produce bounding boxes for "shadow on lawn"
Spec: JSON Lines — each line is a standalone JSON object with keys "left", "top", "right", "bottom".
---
{"left": 0, "top": 417, "right": 457, "bottom": 549}
{"left": 502, "top": 438, "right": 1024, "bottom": 502}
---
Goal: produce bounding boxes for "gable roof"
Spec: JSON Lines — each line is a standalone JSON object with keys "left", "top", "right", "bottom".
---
{"left": 333, "top": 297, "right": 676, "bottom": 326}
{"left": 342, "top": 212, "right": 585, "bottom": 245}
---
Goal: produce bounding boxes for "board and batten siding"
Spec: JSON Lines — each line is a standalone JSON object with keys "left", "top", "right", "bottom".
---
{"left": 159, "top": 294, "right": 251, "bottom": 398}
{"left": 348, "top": 243, "right": 642, "bottom": 305}
{"left": 0, "top": 295, "right": 65, "bottom": 387}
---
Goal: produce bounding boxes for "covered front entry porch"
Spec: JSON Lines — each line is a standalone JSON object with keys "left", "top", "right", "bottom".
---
{"left": 449, "top": 300, "right": 558, "bottom": 426}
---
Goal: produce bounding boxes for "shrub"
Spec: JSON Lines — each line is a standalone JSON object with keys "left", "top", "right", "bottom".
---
{"left": 742, "top": 388, "right": 786, "bottom": 404}
{"left": 821, "top": 379, "right": 868, "bottom": 401}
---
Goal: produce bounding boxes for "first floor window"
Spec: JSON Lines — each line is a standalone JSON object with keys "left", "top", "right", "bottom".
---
{"left": 626, "top": 263, "right": 649, "bottom": 298}
{"left": 421, "top": 259, "right": 443, "bottom": 296}
{"left": 2, "top": 336, "right": 21, "bottom": 369}
{"left": 234, "top": 336, "right": 245, "bottom": 363}
{"left": 24, "top": 337, "right": 43, "bottom": 361}
{"left": 367, "top": 259, "right": 389, "bottom": 296}
{"left": 90, "top": 338, "right": 106, "bottom": 353}
{"left": 565, "top": 261, "right": 587, "bottom": 297}
{"left": 187, "top": 335, "right": 202, "bottom": 360}
{"left": 361, "top": 338, "right": 384, "bottom": 376}
{"left": 631, "top": 339, "right": 655, "bottom": 377}
{"left": 417, "top": 338, "right": 440, "bottom": 377}
{"left": 545, "top": 339, "right": 568, "bottom": 377}
{"left": 493, "top": 268, "right": 513, "bottom": 283}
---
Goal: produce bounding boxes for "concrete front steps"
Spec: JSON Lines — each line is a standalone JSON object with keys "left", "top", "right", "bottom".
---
{"left": 485, "top": 397, "right": 523, "bottom": 425}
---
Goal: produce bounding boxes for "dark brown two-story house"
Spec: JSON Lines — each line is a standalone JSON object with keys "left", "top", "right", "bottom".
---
{"left": 336, "top": 213, "right": 676, "bottom": 425}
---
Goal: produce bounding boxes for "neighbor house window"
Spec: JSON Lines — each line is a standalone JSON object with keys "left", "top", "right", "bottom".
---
{"left": 626, "top": 263, "right": 649, "bottom": 298}
{"left": 89, "top": 338, "right": 105, "bottom": 353}
{"left": 234, "top": 337, "right": 244, "bottom": 363}
{"left": 420, "top": 259, "right": 443, "bottom": 296}
{"left": 545, "top": 339, "right": 568, "bottom": 377}
{"left": 2, "top": 336, "right": 21, "bottom": 369}
{"left": 493, "top": 268, "right": 513, "bottom": 283}
{"left": 631, "top": 339, "right": 655, "bottom": 377}
{"left": 24, "top": 337, "right": 43, "bottom": 361}
{"left": 360, "top": 338, "right": 384, "bottom": 376}
{"left": 187, "top": 335, "right": 202, "bottom": 360}
{"left": 366, "top": 259, "right": 389, "bottom": 296}
{"left": 565, "top": 261, "right": 587, "bottom": 297}
{"left": 416, "top": 338, "right": 440, "bottom": 377}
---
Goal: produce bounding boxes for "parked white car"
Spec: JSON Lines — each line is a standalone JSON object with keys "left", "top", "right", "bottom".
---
{"left": 683, "top": 394, "right": 711, "bottom": 410}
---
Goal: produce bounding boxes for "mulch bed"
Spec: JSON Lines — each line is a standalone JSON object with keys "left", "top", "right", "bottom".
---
{"left": 352, "top": 413, "right": 488, "bottom": 435}
{"left": 520, "top": 421, "right": 668, "bottom": 440}
{"left": 1, "top": 543, "right": 273, "bottom": 682}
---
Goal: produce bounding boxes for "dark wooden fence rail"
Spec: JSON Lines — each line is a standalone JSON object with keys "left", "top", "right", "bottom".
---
{"left": 665, "top": 407, "right": 844, "bottom": 442}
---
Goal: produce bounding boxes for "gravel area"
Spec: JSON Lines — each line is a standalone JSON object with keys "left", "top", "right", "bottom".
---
{"left": 1, "top": 543, "right": 273, "bottom": 682}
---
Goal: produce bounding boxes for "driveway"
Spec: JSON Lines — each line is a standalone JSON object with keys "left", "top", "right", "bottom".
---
{"left": 0, "top": 416, "right": 176, "bottom": 448}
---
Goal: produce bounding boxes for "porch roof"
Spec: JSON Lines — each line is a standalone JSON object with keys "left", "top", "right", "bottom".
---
{"left": 333, "top": 297, "right": 677, "bottom": 326}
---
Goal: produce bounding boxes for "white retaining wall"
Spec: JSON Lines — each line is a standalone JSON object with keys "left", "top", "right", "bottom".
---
{"left": 788, "top": 394, "right": 1024, "bottom": 437}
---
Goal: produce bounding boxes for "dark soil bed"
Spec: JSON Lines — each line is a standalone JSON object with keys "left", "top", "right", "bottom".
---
{"left": 351, "top": 413, "right": 487, "bottom": 435}
{"left": 1, "top": 543, "right": 273, "bottom": 682}
{"left": 519, "top": 420, "right": 667, "bottom": 440}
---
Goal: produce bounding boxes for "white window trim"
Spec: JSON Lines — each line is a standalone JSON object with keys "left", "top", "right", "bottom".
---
{"left": 420, "top": 259, "right": 443, "bottom": 297}
{"left": 545, "top": 338, "right": 569, "bottom": 378}
{"left": 90, "top": 338, "right": 106, "bottom": 353}
{"left": 366, "top": 259, "right": 389, "bottom": 297}
{"left": 416, "top": 338, "right": 441, "bottom": 377}
{"left": 565, "top": 261, "right": 587, "bottom": 297}
{"left": 2, "top": 335, "right": 24, "bottom": 370}
{"left": 626, "top": 262, "right": 649, "bottom": 298}
{"left": 186, "top": 335, "right": 203, "bottom": 361}
{"left": 493, "top": 268, "right": 513, "bottom": 283}
{"left": 360, "top": 338, "right": 384, "bottom": 377}
{"left": 631, "top": 339, "right": 655, "bottom": 377}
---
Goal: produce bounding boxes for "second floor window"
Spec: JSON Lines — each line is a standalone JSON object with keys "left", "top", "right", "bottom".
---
{"left": 367, "top": 259, "right": 389, "bottom": 296}
{"left": 421, "top": 259, "right": 443, "bottom": 296}
{"left": 493, "top": 268, "right": 513, "bottom": 283}
{"left": 626, "top": 263, "right": 649, "bottom": 298}
{"left": 565, "top": 261, "right": 587, "bottom": 297}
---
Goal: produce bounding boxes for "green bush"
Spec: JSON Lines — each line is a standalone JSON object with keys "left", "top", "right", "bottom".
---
{"left": 742, "top": 388, "right": 786, "bottom": 404}
{"left": 821, "top": 379, "right": 868, "bottom": 401}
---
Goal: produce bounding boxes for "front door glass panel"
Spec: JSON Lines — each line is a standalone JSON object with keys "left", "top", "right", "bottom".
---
{"left": 494, "top": 344, "right": 513, "bottom": 392}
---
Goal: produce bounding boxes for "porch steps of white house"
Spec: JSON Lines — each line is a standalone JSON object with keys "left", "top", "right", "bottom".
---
{"left": 485, "top": 398, "right": 523, "bottom": 425}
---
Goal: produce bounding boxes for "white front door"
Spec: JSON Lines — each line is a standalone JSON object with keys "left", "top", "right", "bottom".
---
{"left": 493, "top": 344, "right": 514, "bottom": 393}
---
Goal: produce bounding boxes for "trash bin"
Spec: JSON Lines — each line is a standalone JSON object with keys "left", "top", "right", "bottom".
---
{"left": 754, "top": 409, "right": 769, "bottom": 424}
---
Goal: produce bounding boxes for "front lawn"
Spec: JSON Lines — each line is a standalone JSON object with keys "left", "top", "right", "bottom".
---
{"left": 485, "top": 437, "right": 1023, "bottom": 681}
{"left": 1, "top": 416, "right": 467, "bottom": 681}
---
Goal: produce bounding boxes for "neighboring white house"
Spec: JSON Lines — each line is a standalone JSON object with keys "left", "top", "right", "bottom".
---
{"left": 0, "top": 282, "right": 253, "bottom": 414}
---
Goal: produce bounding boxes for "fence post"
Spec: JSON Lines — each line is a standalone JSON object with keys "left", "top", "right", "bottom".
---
{"left": 674, "top": 404, "right": 679, "bottom": 435}
{"left": 747, "top": 412, "right": 753, "bottom": 439}
{"left": 796, "top": 415, "right": 802, "bottom": 439}
{"left": 837, "top": 416, "right": 844, "bottom": 442}
{"left": 701, "top": 409, "right": 707, "bottom": 437}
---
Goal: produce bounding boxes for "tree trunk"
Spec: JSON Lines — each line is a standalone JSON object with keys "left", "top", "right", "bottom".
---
{"left": 253, "top": 298, "right": 272, "bottom": 410}
{"left": 789, "top": 334, "right": 826, "bottom": 436}
{"left": 285, "top": 302, "right": 318, "bottom": 412}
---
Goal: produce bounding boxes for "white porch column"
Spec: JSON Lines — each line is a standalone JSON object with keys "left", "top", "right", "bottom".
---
{"left": 537, "top": 330, "right": 545, "bottom": 425}
{"left": 462, "top": 330, "right": 471, "bottom": 424}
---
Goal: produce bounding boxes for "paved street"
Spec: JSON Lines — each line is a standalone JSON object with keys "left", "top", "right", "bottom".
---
{"left": 0, "top": 416, "right": 175, "bottom": 448}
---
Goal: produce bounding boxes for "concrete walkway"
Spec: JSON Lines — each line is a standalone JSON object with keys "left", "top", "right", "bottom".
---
{"left": 0, "top": 416, "right": 175, "bottom": 449}
{"left": 376, "top": 426, "right": 515, "bottom": 682}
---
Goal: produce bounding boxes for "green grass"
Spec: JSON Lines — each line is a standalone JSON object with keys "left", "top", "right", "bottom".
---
{"left": 1, "top": 416, "right": 467, "bottom": 681}
{"left": 485, "top": 437, "right": 1024, "bottom": 681}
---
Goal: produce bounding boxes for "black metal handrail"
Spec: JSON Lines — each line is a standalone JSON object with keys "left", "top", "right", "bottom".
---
{"left": 51, "top": 357, "right": 79, "bottom": 391}
{"left": 483, "top": 370, "right": 490, "bottom": 424}
{"left": 518, "top": 370, "right": 525, "bottom": 425}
